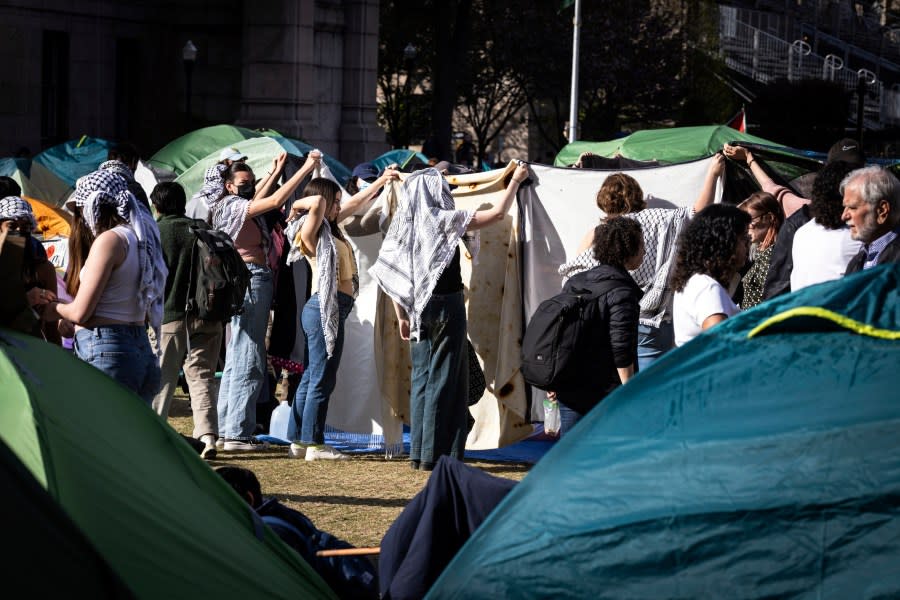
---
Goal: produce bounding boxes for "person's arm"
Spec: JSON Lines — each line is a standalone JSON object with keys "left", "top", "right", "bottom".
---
{"left": 617, "top": 364, "right": 635, "bottom": 385}
{"left": 701, "top": 313, "right": 727, "bottom": 330}
{"left": 253, "top": 152, "right": 288, "bottom": 200}
{"left": 337, "top": 167, "right": 401, "bottom": 222}
{"left": 608, "top": 290, "right": 639, "bottom": 384}
{"left": 392, "top": 300, "right": 410, "bottom": 341}
{"left": 35, "top": 260, "right": 62, "bottom": 343}
{"left": 575, "top": 227, "right": 595, "bottom": 254}
{"left": 466, "top": 162, "right": 529, "bottom": 231}
{"left": 297, "top": 195, "right": 328, "bottom": 255}
{"left": 693, "top": 153, "right": 726, "bottom": 214}
{"left": 45, "top": 230, "right": 124, "bottom": 325}
{"left": 246, "top": 150, "right": 321, "bottom": 218}
{"left": 723, "top": 144, "right": 776, "bottom": 190}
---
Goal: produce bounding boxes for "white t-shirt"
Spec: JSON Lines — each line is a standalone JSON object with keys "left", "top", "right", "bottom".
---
{"left": 790, "top": 220, "right": 862, "bottom": 291}
{"left": 673, "top": 273, "right": 740, "bottom": 346}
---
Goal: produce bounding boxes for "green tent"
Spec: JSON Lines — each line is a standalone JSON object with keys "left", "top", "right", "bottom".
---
{"left": 149, "top": 125, "right": 351, "bottom": 185}
{"left": 1, "top": 435, "right": 135, "bottom": 597}
{"left": 554, "top": 125, "right": 783, "bottom": 167}
{"left": 429, "top": 265, "right": 900, "bottom": 598}
{"left": 148, "top": 125, "right": 281, "bottom": 176}
{"left": 0, "top": 328, "right": 336, "bottom": 600}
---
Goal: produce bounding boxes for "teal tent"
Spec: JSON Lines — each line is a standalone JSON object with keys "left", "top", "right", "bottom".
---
{"left": 0, "top": 328, "right": 336, "bottom": 600}
{"left": 429, "top": 265, "right": 900, "bottom": 598}
{"left": 1, "top": 156, "right": 77, "bottom": 207}
{"left": 33, "top": 136, "right": 112, "bottom": 187}
{"left": 372, "top": 149, "right": 429, "bottom": 172}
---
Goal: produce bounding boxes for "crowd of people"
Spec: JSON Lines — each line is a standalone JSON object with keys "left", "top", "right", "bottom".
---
{"left": 2, "top": 138, "right": 898, "bottom": 454}
{"left": 2, "top": 136, "right": 899, "bottom": 598}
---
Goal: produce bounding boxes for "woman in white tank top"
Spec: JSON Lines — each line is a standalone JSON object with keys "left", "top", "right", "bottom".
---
{"left": 43, "top": 169, "right": 166, "bottom": 404}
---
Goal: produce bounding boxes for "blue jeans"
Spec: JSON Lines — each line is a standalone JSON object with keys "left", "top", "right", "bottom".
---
{"left": 637, "top": 321, "right": 674, "bottom": 372}
{"left": 292, "top": 292, "right": 354, "bottom": 444}
{"left": 74, "top": 324, "right": 160, "bottom": 405}
{"left": 217, "top": 263, "right": 274, "bottom": 440}
{"left": 409, "top": 291, "right": 468, "bottom": 466}
{"left": 558, "top": 402, "right": 582, "bottom": 437}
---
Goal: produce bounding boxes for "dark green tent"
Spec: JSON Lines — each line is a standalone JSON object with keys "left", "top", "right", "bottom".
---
{"left": 0, "top": 329, "right": 336, "bottom": 600}
{"left": 429, "top": 265, "right": 900, "bottom": 599}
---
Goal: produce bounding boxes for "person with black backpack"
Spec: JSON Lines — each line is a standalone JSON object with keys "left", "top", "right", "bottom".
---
{"left": 149, "top": 182, "right": 224, "bottom": 460}
{"left": 523, "top": 217, "right": 645, "bottom": 436}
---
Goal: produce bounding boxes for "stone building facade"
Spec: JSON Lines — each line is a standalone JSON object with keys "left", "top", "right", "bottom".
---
{"left": 0, "top": 0, "right": 387, "bottom": 168}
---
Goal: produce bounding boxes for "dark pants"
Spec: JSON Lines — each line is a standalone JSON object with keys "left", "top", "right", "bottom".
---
{"left": 409, "top": 291, "right": 468, "bottom": 467}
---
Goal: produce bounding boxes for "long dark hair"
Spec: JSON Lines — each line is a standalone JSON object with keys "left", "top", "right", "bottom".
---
{"left": 65, "top": 205, "right": 126, "bottom": 296}
{"left": 302, "top": 177, "right": 346, "bottom": 243}
{"left": 670, "top": 204, "right": 751, "bottom": 292}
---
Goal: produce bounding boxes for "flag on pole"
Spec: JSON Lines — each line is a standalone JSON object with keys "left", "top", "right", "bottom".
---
{"left": 726, "top": 107, "right": 747, "bottom": 133}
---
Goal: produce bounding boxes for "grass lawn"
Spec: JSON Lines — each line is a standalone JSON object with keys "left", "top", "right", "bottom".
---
{"left": 167, "top": 392, "right": 533, "bottom": 548}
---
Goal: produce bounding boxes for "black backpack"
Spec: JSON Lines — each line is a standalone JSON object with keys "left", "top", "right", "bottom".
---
{"left": 185, "top": 221, "right": 251, "bottom": 322}
{"left": 521, "top": 278, "right": 620, "bottom": 406}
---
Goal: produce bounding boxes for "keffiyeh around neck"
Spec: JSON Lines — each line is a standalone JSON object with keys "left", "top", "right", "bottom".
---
{"left": 0, "top": 196, "right": 38, "bottom": 232}
{"left": 285, "top": 215, "right": 347, "bottom": 358}
{"left": 73, "top": 170, "right": 168, "bottom": 349}
{"left": 369, "top": 167, "right": 474, "bottom": 338}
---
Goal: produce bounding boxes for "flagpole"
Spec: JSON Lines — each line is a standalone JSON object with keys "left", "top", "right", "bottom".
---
{"left": 567, "top": 0, "right": 582, "bottom": 143}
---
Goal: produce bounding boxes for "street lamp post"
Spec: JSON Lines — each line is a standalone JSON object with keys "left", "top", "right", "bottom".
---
{"left": 856, "top": 68, "right": 877, "bottom": 144}
{"left": 182, "top": 41, "right": 198, "bottom": 127}
{"left": 403, "top": 43, "right": 417, "bottom": 148}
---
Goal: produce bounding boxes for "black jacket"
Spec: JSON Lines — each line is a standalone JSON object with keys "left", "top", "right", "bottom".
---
{"left": 763, "top": 204, "right": 811, "bottom": 300}
{"left": 558, "top": 264, "right": 643, "bottom": 415}
{"left": 845, "top": 234, "right": 900, "bottom": 274}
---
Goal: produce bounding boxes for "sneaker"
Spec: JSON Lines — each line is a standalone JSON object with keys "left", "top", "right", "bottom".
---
{"left": 305, "top": 444, "right": 349, "bottom": 461}
{"left": 222, "top": 437, "right": 269, "bottom": 452}
{"left": 215, "top": 438, "right": 225, "bottom": 451}
{"left": 288, "top": 441, "right": 310, "bottom": 458}
{"left": 201, "top": 435, "right": 217, "bottom": 460}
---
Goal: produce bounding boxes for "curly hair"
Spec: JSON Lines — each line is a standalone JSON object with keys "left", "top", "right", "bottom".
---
{"left": 670, "top": 204, "right": 751, "bottom": 292}
{"left": 595, "top": 173, "right": 646, "bottom": 216}
{"left": 592, "top": 216, "right": 643, "bottom": 268}
{"left": 809, "top": 160, "right": 856, "bottom": 229}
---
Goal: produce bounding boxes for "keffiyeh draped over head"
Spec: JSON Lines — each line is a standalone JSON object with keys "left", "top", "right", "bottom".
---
{"left": 0, "top": 196, "right": 38, "bottom": 232}
{"left": 285, "top": 216, "right": 348, "bottom": 358}
{"left": 196, "top": 163, "right": 227, "bottom": 211}
{"left": 368, "top": 167, "right": 474, "bottom": 338}
{"left": 73, "top": 170, "right": 168, "bottom": 348}
{"left": 99, "top": 159, "right": 135, "bottom": 183}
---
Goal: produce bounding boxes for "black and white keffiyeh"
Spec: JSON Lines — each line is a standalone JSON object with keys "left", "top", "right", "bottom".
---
{"left": 368, "top": 167, "right": 474, "bottom": 338}
{"left": 0, "top": 196, "right": 38, "bottom": 232}
{"left": 73, "top": 170, "right": 168, "bottom": 345}
{"left": 285, "top": 216, "right": 357, "bottom": 358}
{"left": 196, "top": 163, "right": 227, "bottom": 212}
{"left": 99, "top": 159, "right": 135, "bottom": 183}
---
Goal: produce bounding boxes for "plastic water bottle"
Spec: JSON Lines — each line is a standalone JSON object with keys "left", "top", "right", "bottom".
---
{"left": 268, "top": 401, "right": 295, "bottom": 441}
{"left": 543, "top": 397, "right": 560, "bottom": 436}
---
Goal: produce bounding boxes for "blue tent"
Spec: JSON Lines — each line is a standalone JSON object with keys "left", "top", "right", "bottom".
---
{"left": 33, "top": 136, "right": 112, "bottom": 187}
{"left": 371, "top": 149, "right": 429, "bottom": 172}
{"left": 429, "top": 265, "right": 900, "bottom": 598}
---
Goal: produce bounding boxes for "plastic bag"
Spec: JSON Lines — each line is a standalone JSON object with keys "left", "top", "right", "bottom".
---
{"left": 543, "top": 396, "right": 561, "bottom": 437}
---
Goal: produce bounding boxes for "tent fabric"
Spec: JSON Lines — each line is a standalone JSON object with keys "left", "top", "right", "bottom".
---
{"left": 0, "top": 329, "right": 336, "bottom": 600}
{"left": 150, "top": 125, "right": 351, "bottom": 185}
{"left": 23, "top": 195, "right": 71, "bottom": 239}
{"left": 372, "top": 149, "right": 429, "bottom": 172}
{"left": 1, "top": 436, "right": 135, "bottom": 598}
{"left": 554, "top": 125, "right": 779, "bottom": 167}
{"left": 1, "top": 157, "right": 74, "bottom": 207}
{"left": 148, "top": 124, "right": 278, "bottom": 176}
{"left": 173, "top": 136, "right": 350, "bottom": 201}
{"left": 33, "top": 136, "right": 112, "bottom": 187}
{"left": 519, "top": 158, "right": 721, "bottom": 418}
{"left": 428, "top": 264, "right": 900, "bottom": 599}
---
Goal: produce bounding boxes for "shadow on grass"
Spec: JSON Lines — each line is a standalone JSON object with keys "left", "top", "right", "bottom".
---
{"left": 277, "top": 494, "right": 411, "bottom": 508}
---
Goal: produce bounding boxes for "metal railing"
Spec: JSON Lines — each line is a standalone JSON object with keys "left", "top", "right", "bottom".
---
{"left": 719, "top": 7, "right": 900, "bottom": 129}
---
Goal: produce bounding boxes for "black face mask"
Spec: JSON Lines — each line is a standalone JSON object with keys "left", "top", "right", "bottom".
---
{"left": 235, "top": 182, "right": 255, "bottom": 199}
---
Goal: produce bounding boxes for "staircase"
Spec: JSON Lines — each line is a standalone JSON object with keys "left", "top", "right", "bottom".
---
{"left": 719, "top": 4, "right": 900, "bottom": 130}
